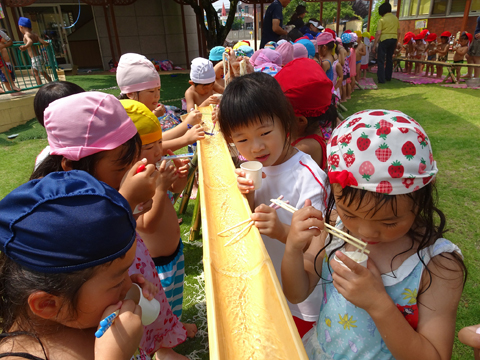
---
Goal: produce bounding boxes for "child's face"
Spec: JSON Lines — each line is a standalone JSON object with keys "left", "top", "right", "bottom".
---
{"left": 59, "top": 240, "right": 136, "bottom": 329}
{"left": 141, "top": 138, "right": 163, "bottom": 165}
{"left": 230, "top": 117, "right": 287, "bottom": 167}
{"left": 94, "top": 145, "right": 136, "bottom": 190}
{"left": 192, "top": 82, "right": 215, "bottom": 96}
{"left": 332, "top": 184, "right": 416, "bottom": 246}
{"left": 459, "top": 38, "right": 468, "bottom": 46}
{"left": 136, "top": 87, "right": 161, "bottom": 112}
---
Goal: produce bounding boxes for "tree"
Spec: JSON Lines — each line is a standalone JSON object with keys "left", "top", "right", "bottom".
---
{"left": 369, "top": 0, "right": 383, "bottom": 35}
{"left": 181, "top": 0, "right": 240, "bottom": 50}
{"left": 231, "top": 17, "right": 244, "bottom": 31}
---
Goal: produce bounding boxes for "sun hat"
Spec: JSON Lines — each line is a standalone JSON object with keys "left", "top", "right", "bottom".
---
{"left": 336, "top": 36, "right": 343, "bottom": 45}
{"left": 0, "top": 170, "right": 136, "bottom": 273}
{"left": 116, "top": 53, "right": 160, "bottom": 94}
{"left": 233, "top": 41, "right": 249, "bottom": 50}
{"left": 275, "top": 58, "right": 333, "bottom": 118}
{"left": 297, "top": 39, "right": 315, "bottom": 58}
{"left": 362, "top": 31, "right": 371, "bottom": 38}
{"left": 341, "top": 32, "right": 352, "bottom": 44}
{"left": 345, "top": 30, "right": 352, "bottom": 33}
{"left": 265, "top": 41, "right": 278, "bottom": 49}
{"left": 237, "top": 45, "right": 254, "bottom": 57}
{"left": 121, "top": 100, "right": 162, "bottom": 145}
{"left": 351, "top": 33, "right": 358, "bottom": 42}
{"left": 190, "top": 57, "right": 216, "bottom": 84}
{"left": 370, "top": 36, "right": 375, "bottom": 41}
{"left": 277, "top": 39, "right": 288, "bottom": 46}
{"left": 317, "top": 32, "right": 335, "bottom": 46}
{"left": 209, "top": 46, "right": 225, "bottom": 61}
{"left": 465, "top": 32, "right": 473, "bottom": 47}
{"left": 276, "top": 41, "right": 294, "bottom": 65}
{"left": 426, "top": 33, "right": 437, "bottom": 42}
{"left": 252, "top": 48, "right": 282, "bottom": 67}
{"left": 414, "top": 33, "right": 424, "bottom": 41}
{"left": 324, "top": 28, "right": 336, "bottom": 37}
{"left": 419, "top": 29, "right": 429, "bottom": 38}
{"left": 18, "top": 17, "right": 31, "bottom": 28}
{"left": 293, "top": 43, "right": 309, "bottom": 59}
{"left": 45, "top": 92, "right": 138, "bottom": 161}
{"left": 441, "top": 31, "right": 451, "bottom": 37}
{"left": 404, "top": 33, "right": 414, "bottom": 44}
{"left": 327, "top": 110, "right": 437, "bottom": 195}
{"left": 354, "top": 30, "right": 362, "bottom": 38}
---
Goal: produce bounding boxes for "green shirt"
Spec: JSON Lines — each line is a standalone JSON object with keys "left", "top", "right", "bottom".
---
{"left": 378, "top": 13, "right": 399, "bottom": 42}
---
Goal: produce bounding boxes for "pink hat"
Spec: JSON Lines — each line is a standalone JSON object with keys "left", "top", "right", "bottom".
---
{"left": 311, "top": 39, "right": 318, "bottom": 53}
{"left": 317, "top": 32, "right": 335, "bottom": 46}
{"left": 276, "top": 42, "right": 294, "bottom": 66}
{"left": 117, "top": 53, "right": 160, "bottom": 94}
{"left": 336, "top": 37, "right": 342, "bottom": 45}
{"left": 327, "top": 110, "right": 437, "bottom": 195}
{"left": 252, "top": 49, "right": 282, "bottom": 67}
{"left": 293, "top": 43, "right": 308, "bottom": 59}
{"left": 45, "top": 92, "right": 138, "bottom": 161}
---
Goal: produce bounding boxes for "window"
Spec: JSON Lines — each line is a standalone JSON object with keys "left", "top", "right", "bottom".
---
{"left": 245, "top": 5, "right": 249, "bottom": 13}
{"left": 401, "top": 0, "right": 411, "bottom": 16}
{"left": 409, "top": 0, "right": 419, "bottom": 15}
{"left": 419, "top": 0, "right": 431, "bottom": 14}
{"left": 432, "top": 0, "right": 447, "bottom": 14}
{"left": 471, "top": 0, "right": 480, "bottom": 11}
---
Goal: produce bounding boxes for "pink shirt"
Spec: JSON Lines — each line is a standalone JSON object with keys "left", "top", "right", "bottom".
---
{"left": 349, "top": 48, "right": 357, "bottom": 77}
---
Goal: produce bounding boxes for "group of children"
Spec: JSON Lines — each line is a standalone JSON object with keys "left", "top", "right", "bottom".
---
{"left": 0, "top": 30, "right": 478, "bottom": 360}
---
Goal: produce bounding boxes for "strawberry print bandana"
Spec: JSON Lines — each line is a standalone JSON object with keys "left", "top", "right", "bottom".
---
{"left": 327, "top": 110, "right": 438, "bottom": 195}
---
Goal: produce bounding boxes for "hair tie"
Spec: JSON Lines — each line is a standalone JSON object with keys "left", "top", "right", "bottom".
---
{"left": 332, "top": 43, "right": 337, "bottom": 56}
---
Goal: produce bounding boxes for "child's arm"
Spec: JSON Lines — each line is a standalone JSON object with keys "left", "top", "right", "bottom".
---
{"left": 359, "top": 44, "right": 366, "bottom": 57}
{"left": 185, "top": 88, "right": 196, "bottom": 112}
{"left": 281, "top": 200, "right": 325, "bottom": 304}
{"left": 321, "top": 60, "right": 331, "bottom": 74}
{"left": 161, "top": 110, "right": 202, "bottom": 141}
{"left": 119, "top": 159, "right": 158, "bottom": 212}
{"left": 39, "top": 37, "right": 49, "bottom": 46}
{"left": 458, "top": 325, "right": 480, "bottom": 360}
{"left": 19, "top": 33, "right": 33, "bottom": 51}
{"left": 199, "top": 95, "right": 220, "bottom": 108}
{"left": 213, "top": 82, "right": 224, "bottom": 94}
{"left": 335, "top": 63, "right": 343, "bottom": 89}
{"left": 456, "top": 46, "right": 468, "bottom": 56}
{"left": 162, "top": 124, "right": 204, "bottom": 153}
{"left": 331, "top": 251, "right": 464, "bottom": 360}
{"left": 169, "top": 156, "right": 190, "bottom": 194}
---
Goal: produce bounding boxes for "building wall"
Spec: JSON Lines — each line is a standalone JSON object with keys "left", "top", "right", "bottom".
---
{"left": 399, "top": 15, "right": 478, "bottom": 36}
{"left": 93, "top": 0, "right": 198, "bottom": 70}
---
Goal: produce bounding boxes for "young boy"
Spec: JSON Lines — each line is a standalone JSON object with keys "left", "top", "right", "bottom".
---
{"left": 424, "top": 33, "right": 437, "bottom": 77}
{"left": 403, "top": 32, "right": 415, "bottom": 74}
{"left": 453, "top": 32, "right": 469, "bottom": 78}
{"left": 355, "top": 31, "right": 366, "bottom": 82}
{"left": 413, "top": 33, "right": 427, "bottom": 75}
{"left": 436, "top": 31, "right": 451, "bottom": 78}
{"left": 185, "top": 57, "right": 220, "bottom": 110}
{"left": 18, "top": 17, "right": 52, "bottom": 85}
{"left": 0, "top": 29, "right": 21, "bottom": 92}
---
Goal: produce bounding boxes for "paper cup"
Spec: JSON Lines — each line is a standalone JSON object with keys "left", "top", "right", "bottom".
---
{"left": 124, "top": 283, "right": 160, "bottom": 325}
{"left": 334, "top": 250, "right": 368, "bottom": 268}
{"left": 212, "top": 94, "right": 222, "bottom": 99}
{"left": 240, "top": 161, "right": 263, "bottom": 190}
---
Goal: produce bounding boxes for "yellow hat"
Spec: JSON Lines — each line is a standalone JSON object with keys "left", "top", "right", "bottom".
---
{"left": 362, "top": 31, "right": 371, "bottom": 38}
{"left": 354, "top": 30, "right": 363, "bottom": 38}
{"left": 120, "top": 100, "right": 162, "bottom": 145}
{"left": 233, "top": 41, "right": 248, "bottom": 50}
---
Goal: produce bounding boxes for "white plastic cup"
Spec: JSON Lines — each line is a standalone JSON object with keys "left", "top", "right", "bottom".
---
{"left": 124, "top": 283, "right": 160, "bottom": 325}
{"left": 334, "top": 250, "right": 368, "bottom": 268}
{"left": 240, "top": 161, "right": 263, "bottom": 190}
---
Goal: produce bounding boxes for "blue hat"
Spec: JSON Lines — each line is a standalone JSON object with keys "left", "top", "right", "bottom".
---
{"left": 297, "top": 39, "right": 315, "bottom": 58}
{"left": 18, "top": 17, "right": 32, "bottom": 28}
{"left": 209, "top": 46, "right": 225, "bottom": 61}
{"left": 236, "top": 45, "right": 254, "bottom": 58}
{"left": 0, "top": 171, "right": 136, "bottom": 273}
{"left": 304, "top": 33, "right": 314, "bottom": 40}
{"left": 341, "top": 32, "right": 352, "bottom": 44}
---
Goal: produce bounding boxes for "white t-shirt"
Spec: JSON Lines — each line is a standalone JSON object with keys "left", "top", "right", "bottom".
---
{"left": 254, "top": 150, "right": 329, "bottom": 322}
{"left": 361, "top": 38, "right": 371, "bottom": 65}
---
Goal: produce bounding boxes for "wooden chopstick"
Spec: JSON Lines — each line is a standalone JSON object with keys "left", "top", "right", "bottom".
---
{"left": 224, "top": 221, "right": 254, "bottom": 247}
{"left": 217, "top": 218, "right": 252, "bottom": 235}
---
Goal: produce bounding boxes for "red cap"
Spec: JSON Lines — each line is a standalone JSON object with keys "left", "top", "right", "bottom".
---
{"left": 345, "top": 30, "right": 352, "bottom": 33}
{"left": 370, "top": 36, "right": 375, "bottom": 41}
{"left": 414, "top": 34, "right": 424, "bottom": 41}
{"left": 241, "top": 40, "right": 251, "bottom": 46}
{"left": 404, "top": 33, "right": 414, "bottom": 44}
{"left": 294, "top": 36, "right": 310, "bottom": 43}
{"left": 419, "top": 29, "right": 429, "bottom": 38}
{"left": 464, "top": 31, "right": 473, "bottom": 43}
{"left": 405, "top": 31, "right": 415, "bottom": 36}
{"left": 275, "top": 58, "right": 332, "bottom": 118}
{"left": 441, "top": 31, "right": 452, "bottom": 37}
{"left": 324, "top": 28, "right": 336, "bottom": 37}
{"left": 426, "top": 33, "right": 437, "bottom": 42}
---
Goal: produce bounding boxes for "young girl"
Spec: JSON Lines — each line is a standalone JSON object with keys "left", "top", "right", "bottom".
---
{"left": 360, "top": 32, "right": 370, "bottom": 79}
{"left": 340, "top": 33, "right": 352, "bottom": 102}
{"left": 0, "top": 170, "right": 145, "bottom": 360}
{"left": 316, "top": 32, "right": 336, "bottom": 82}
{"left": 333, "top": 42, "right": 346, "bottom": 102}
{"left": 116, "top": 53, "right": 204, "bottom": 152}
{"left": 424, "top": 33, "right": 437, "bottom": 77}
{"left": 275, "top": 58, "right": 337, "bottom": 169}
{"left": 218, "top": 72, "right": 329, "bottom": 338}
{"left": 31, "top": 92, "right": 189, "bottom": 358}
{"left": 403, "top": 32, "right": 415, "bottom": 74}
{"left": 121, "top": 99, "right": 198, "bottom": 340}
{"left": 354, "top": 31, "right": 366, "bottom": 82}
{"left": 436, "top": 32, "right": 451, "bottom": 78}
{"left": 281, "top": 110, "right": 466, "bottom": 359}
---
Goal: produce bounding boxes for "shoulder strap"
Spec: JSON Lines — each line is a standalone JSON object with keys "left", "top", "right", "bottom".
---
{"left": 0, "top": 353, "right": 45, "bottom": 360}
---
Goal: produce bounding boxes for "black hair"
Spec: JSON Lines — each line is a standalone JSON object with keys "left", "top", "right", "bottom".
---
{"left": 30, "top": 133, "right": 142, "bottom": 180}
{"left": 218, "top": 72, "right": 294, "bottom": 150}
{"left": 118, "top": 92, "right": 130, "bottom": 99}
{"left": 379, "top": 2, "right": 392, "bottom": 16}
{"left": 320, "top": 41, "right": 336, "bottom": 55}
{"left": 303, "top": 98, "right": 338, "bottom": 136}
{"left": 290, "top": 5, "right": 307, "bottom": 22}
{"left": 193, "top": 82, "right": 215, "bottom": 87}
{"left": 460, "top": 33, "right": 468, "bottom": 41}
{"left": 315, "top": 182, "right": 467, "bottom": 296}
{"left": 33, "top": 81, "right": 85, "bottom": 127}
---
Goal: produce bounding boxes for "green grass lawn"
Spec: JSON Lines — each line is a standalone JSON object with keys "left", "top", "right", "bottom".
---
{"left": 0, "top": 73, "right": 479, "bottom": 359}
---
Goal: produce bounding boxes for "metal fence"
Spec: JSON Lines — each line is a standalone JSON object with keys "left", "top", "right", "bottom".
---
{"left": 0, "top": 41, "right": 59, "bottom": 94}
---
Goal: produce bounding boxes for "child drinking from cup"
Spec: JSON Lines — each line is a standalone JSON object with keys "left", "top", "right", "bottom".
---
{"left": 436, "top": 32, "right": 451, "bottom": 78}
{"left": 0, "top": 171, "right": 145, "bottom": 360}
{"left": 218, "top": 72, "right": 329, "bottom": 337}
{"left": 281, "top": 110, "right": 466, "bottom": 359}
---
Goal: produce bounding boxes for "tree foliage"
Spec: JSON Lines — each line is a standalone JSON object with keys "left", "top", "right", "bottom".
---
{"left": 283, "top": 0, "right": 361, "bottom": 27}
{"left": 369, "top": 0, "right": 383, "bottom": 35}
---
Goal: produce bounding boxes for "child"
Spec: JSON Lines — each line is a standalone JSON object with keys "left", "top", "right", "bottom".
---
{"left": 349, "top": 33, "right": 357, "bottom": 93}
{"left": 332, "top": 41, "right": 346, "bottom": 103}
{"left": 0, "top": 171, "right": 146, "bottom": 360}
{"left": 413, "top": 33, "right": 427, "bottom": 75}
{"left": 354, "top": 31, "right": 366, "bottom": 82}
{"left": 458, "top": 325, "right": 480, "bottom": 359}
{"left": 436, "top": 31, "right": 451, "bottom": 78}
{"left": 32, "top": 92, "right": 189, "bottom": 357}
{"left": 0, "top": 29, "right": 21, "bottom": 92}
{"left": 317, "top": 32, "right": 336, "bottom": 82}
{"left": 275, "top": 58, "right": 336, "bottom": 169}
{"left": 453, "top": 32, "right": 469, "bottom": 78}
{"left": 276, "top": 41, "right": 294, "bottom": 66}
{"left": 185, "top": 57, "right": 221, "bottom": 110}
{"left": 18, "top": 17, "right": 52, "bottom": 85}
{"left": 117, "top": 53, "right": 204, "bottom": 153}
{"left": 424, "top": 33, "right": 437, "bottom": 77}
{"left": 281, "top": 110, "right": 466, "bottom": 359}
{"left": 340, "top": 33, "right": 352, "bottom": 102}
{"left": 403, "top": 32, "right": 415, "bottom": 74}
{"left": 121, "top": 99, "right": 198, "bottom": 340}
{"left": 218, "top": 72, "right": 329, "bottom": 338}
{"left": 360, "top": 32, "right": 371, "bottom": 79}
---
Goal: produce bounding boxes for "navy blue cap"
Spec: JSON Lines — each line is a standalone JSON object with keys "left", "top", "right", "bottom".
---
{"left": 18, "top": 17, "right": 32, "bottom": 28}
{"left": 0, "top": 171, "right": 136, "bottom": 273}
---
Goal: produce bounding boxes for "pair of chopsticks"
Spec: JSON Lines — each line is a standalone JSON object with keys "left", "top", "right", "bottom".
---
{"left": 269, "top": 199, "right": 370, "bottom": 254}
{"left": 187, "top": 123, "right": 214, "bottom": 136}
{"left": 218, "top": 196, "right": 285, "bottom": 247}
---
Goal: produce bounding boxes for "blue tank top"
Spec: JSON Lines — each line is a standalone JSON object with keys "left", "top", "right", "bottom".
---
{"left": 322, "top": 59, "right": 334, "bottom": 82}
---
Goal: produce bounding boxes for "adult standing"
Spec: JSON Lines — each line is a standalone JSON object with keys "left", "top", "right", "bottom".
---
{"left": 287, "top": 5, "right": 307, "bottom": 30}
{"left": 467, "top": 16, "right": 480, "bottom": 78}
{"left": 260, "top": 0, "right": 291, "bottom": 48}
{"left": 372, "top": 2, "right": 400, "bottom": 83}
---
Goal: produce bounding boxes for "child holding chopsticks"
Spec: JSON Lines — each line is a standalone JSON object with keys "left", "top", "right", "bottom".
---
{"left": 218, "top": 72, "right": 329, "bottom": 337}
{"left": 281, "top": 110, "right": 466, "bottom": 359}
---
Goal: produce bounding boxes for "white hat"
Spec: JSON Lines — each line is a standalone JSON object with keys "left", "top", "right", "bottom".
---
{"left": 116, "top": 53, "right": 160, "bottom": 94}
{"left": 309, "top": 20, "right": 324, "bottom": 31}
{"left": 190, "top": 57, "right": 216, "bottom": 84}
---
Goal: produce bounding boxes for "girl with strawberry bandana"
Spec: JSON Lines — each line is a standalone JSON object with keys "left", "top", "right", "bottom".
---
{"left": 281, "top": 109, "right": 466, "bottom": 359}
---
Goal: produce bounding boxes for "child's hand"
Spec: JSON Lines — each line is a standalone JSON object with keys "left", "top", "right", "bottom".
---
{"left": 458, "top": 325, "right": 480, "bottom": 352}
{"left": 251, "top": 204, "right": 288, "bottom": 241}
{"left": 185, "top": 109, "right": 202, "bottom": 125}
{"left": 235, "top": 168, "right": 266, "bottom": 194}
{"left": 119, "top": 159, "right": 158, "bottom": 211}
{"left": 330, "top": 252, "right": 390, "bottom": 314}
{"left": 19, "top": 45, "right": 26, "bottom": 51}
{"left": 164, "top": 150, "right": 190, "bottom": 178}
{"left": 156, "top": 159, "right": 178, "bottom": 191}
{"left": 94, "top": 300, "right": 143, "bottom": 360}
{"left": 285, "top": 200, "right": 324, "bottom": 252}
{"left": 206, "top": 95, "right": 220, "bottom": 106}
{"left": 184, "top": 124, "right": 205, "bottom": 144}
{"left": 152, "top": 104, "right": 166, "bottom": 117}
{"left": 132, "top": 199, "right": 153, "bottom": 219}
{"left": 130, "top": 274, "right": 159, "bottom": 301}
